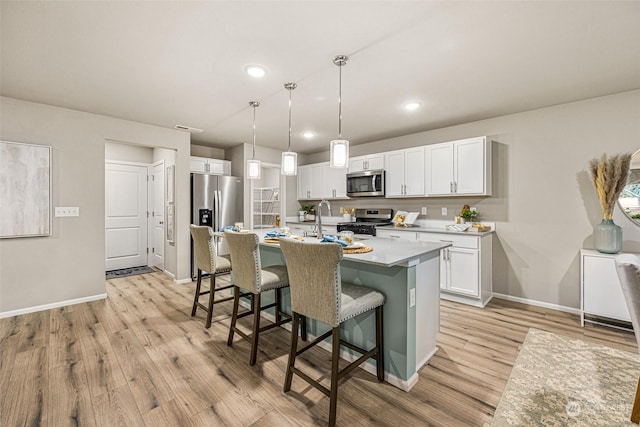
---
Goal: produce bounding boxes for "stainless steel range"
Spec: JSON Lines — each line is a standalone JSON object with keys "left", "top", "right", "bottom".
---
{"left": 336, "top": 208, "right": 393, "bottom": 236}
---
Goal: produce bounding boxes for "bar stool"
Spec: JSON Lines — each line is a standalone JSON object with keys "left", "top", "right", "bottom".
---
{"left": 224, "top": 230, "right": 303, "bottom": 366}
{"left": 189, "top": 225, "right": 233, "bottom": 328}
{"left": 279, "top": 238, "right": 385, "bottom": 427}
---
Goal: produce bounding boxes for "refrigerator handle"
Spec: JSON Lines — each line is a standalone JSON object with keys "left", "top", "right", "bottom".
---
{"left": 216, "top": 190, "right": 222, "bottom": 230}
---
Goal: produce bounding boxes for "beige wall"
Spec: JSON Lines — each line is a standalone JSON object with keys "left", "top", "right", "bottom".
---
{"left": 0, "top": 97, "right": 190, "bottom": 314}
{"left": 105, "top": 142, "right": 153, "bottom": 163}
{"left": 304, "top": 90, "right": 640, "bottom": 310}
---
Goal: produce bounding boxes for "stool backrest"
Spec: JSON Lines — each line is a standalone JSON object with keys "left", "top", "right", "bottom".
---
{"left": 280, "top": 238, "right": 342, "bottom": 327}
{"left": 190, "top": 225, "right": 217, "bottom": 274}
{"left": 224, "top": 231, "right": 262, "bottom": 293}
{"left": 615, "top": 253, "right": 640, "bottom": 352}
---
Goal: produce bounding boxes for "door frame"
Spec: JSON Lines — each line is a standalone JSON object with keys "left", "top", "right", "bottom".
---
{"left": 149, "top": 160, "right": 165, "bottom": 270}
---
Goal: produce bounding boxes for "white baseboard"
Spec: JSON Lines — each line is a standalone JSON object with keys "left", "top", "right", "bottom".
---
{"left": 491, "top": 292, "right": 580, "bottom": 316}
{"left": 0, "top": 293, "right": 108, "bottom": 319}
{"left": 175, "top": 277, "right": 193, "bottom": 285}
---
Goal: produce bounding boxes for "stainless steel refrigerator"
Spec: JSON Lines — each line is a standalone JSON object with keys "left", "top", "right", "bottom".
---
{"left": 191, "top": 173, "right": 243, "bottom": 279}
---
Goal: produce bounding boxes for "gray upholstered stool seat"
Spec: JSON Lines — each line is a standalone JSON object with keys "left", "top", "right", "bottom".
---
{"left": 224, "top": 230, "right": 306, "bottom": 366}
{"left": 279, "top": 237, "right": 385, "bottom": 427}
{"left": 189, "top": 225, "right": 234, "bottom": 329}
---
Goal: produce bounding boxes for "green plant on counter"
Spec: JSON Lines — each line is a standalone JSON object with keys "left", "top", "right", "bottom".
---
{"left": 299, "top": 204, "right": 315, "bottom": 213}
{"left": 460, "top": 205, "right": 478, "bottom": 221}
{"left": 631, "top": 213, "right": 640, "bottom": 220}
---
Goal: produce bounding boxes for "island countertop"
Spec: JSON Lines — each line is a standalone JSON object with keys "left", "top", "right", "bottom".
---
{"left": 258, "top": 233, "right": 450, "bottom": 268}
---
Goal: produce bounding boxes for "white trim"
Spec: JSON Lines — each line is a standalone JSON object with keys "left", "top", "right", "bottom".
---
{"left": 491, "top": 292, "right": 580, "bottom": 315}
{"left": 0, "top": 293, "right": 108, "bottom": 319}
{"left": 175, "top": 277, "right": 193, "bottom": 285}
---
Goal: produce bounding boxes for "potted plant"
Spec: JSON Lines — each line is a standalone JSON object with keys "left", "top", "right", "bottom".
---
{"left": 299, "top": 204, "right": 315, "bottom": 221}
{"left": 460, "top": 205, "right": 478, "bottom": 223}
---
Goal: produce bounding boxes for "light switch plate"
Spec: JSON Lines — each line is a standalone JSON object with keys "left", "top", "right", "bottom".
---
{"left": 421, "top": 207, "right": 427, "bottom": 215}
{"left": 410, "top": 288, "right": 416, "bottom": 307}
{"left": 55, "top": 207, "right": 80, "bottom": 217}
{"left": 441, "top": 207, "right": 448, "bottom": 216}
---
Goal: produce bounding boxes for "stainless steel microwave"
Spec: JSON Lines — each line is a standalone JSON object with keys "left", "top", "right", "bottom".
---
{"left": 346, "top": 169, "right": 385, "bottom": 197}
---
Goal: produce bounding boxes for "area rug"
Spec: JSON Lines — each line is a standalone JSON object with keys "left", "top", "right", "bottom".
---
{"left": 105, "top": 266, "right": 155, "bottom": 279}
{"left": 491, "top": 329, "right": 640, "bottom": 426}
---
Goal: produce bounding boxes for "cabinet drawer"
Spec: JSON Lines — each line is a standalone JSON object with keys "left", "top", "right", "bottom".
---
{"left": 377, "top": 229, "right": 417, "bottom": 241}
{"left": 417, "top": 232, "right": 478, "bottom": 249}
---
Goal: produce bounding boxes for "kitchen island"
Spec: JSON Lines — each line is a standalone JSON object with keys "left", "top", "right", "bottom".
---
{"left": 257, "top": 233, "right": 450, "bottom": 391}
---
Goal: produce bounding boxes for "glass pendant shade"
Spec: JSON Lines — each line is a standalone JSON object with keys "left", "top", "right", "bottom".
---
{"left": 281, "top": 151, "right": 297, "bottom": 176}
{"left": 247, "top": 159, "right": 261, "bottom": 180}
{"left": 330, "top": 139, "right": 349, "bottom": 168}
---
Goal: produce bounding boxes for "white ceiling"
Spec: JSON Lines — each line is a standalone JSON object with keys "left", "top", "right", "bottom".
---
{"left": 2, "top": 1, "right": 639, "bottom": 155}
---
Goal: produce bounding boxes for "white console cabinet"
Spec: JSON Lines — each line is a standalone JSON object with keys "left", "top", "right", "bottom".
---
{"left": 580, "top": 249, "right": 631, "bottom": 326}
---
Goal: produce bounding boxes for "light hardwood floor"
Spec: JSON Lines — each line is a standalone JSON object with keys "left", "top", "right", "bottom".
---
{"left": 1, "top": 271, "right": 636, "bottom": 426}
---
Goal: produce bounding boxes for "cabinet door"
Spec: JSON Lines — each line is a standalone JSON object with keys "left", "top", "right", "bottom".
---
{"left": 385, "top": 150, "right": 405, "bottom": 197}
{"left": 376, "top": 229, "right": 416, "bottom": 240}
{"left": 366, "top": 154, "right": 384, "bottom": 170}
{"left": 190, "top": 157, "right": 207, "bottom": 173}
{"left": 310, "top": 163, "right": 325, "bottom": 199}
{"left": 325, "top": 166, "right": 347, "bottom": 198}
{"left": 297, "top": 166, "right": 312, "bottom": 200}
{"left": 207, "top": 159, "right": 226, "bottom": 175}
{"left": 447, "top": 247, "right": 480, "bottom": 297}
{"left": 426, "top": 143, "right": 454, "bottom": 195}
{"left": 583, "top": 254, "right": 631, "bottom": 321}
{"left": 404, "top": 146, "right": 425, "bottom": 196}
{"left": 349, "top": 156, "right": 366, "bottom": 173}
{"left": 454, "top": 137, "right": 485, "bottom": 194}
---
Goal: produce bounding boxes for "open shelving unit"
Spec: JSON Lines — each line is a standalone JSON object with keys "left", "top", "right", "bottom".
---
{"left": 252, "top": 187, "right": 279, "bottom": 229}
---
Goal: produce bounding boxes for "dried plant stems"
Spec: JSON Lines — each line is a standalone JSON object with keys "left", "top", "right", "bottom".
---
{"left": 589, "top": 153, "right": 632, "bottom": 219}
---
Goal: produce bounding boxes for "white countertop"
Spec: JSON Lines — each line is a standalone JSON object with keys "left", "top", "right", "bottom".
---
{"left": 257, "top": 232, "right": 450, "bottom": 268}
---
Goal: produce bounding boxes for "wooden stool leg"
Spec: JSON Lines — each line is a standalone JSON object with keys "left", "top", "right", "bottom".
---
{"left": 300, "top": 315, "right": 308, "bottom": 341}
{"left": 249, "top": 293, "right": 261, "bottom": 366}
{"left": 631, "top": 377, "right": 640, "bottom": 424}
{"left": 227, "top": 286, "right": 240, "bottom": 346}
{"left": 376, "top": 305, "right": 384, "bottom": 381}
{"left": 205, "top": 274, "right": 216, "bottom": 329}
{"left": 191, "top": 270, "right": 202, "bottom": 317}
{"left": 329, "top": 327, "right": 340, "bottom": 427}
{"left": 283, "top": 313, "right": 300, "bottom": 392}
{"left": 275, "top": 288, "right": 282, "bottom": 323}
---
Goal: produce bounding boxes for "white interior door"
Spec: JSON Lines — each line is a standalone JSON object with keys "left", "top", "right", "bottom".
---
{"left": 105, "top": 162, "right": 148, "bottom": 270}
{"left": 151, "top": 162, "right": 164, "bottom": 270}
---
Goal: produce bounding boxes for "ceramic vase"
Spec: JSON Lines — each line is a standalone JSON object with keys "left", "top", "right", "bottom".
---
{"left": 593, "top": 219, "right": 622, "bottom": 254}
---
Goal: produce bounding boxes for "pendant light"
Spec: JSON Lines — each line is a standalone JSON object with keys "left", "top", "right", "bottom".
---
{"left": 246, "top": 101, "right": 261, "bottom": 180}
{"left": 281, "top": 82, "right": 298, "bottom": 176}
{"left": 330, "top": 55, "right": 349, "bottom": 169}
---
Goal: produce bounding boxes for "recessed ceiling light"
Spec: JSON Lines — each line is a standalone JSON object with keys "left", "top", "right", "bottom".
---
{"left": 245, "top": 64, "right": 266, "bottom": 78}
{"left": 403, "top": 101, "right": 422, "bottom": 111}
{"left": 303, "top": 131, "right": 314, "bottom": 139}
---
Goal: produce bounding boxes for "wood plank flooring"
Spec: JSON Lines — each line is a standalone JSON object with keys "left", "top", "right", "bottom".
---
{"left": 1, "top": 271, "right": 636, "bottom": 426}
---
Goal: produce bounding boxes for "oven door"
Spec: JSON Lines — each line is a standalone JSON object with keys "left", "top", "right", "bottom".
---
{"left": 346, "top": 170, "right": 385, "bottom": 197}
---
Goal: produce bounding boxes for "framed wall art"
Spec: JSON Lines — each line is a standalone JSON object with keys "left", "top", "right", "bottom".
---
{"left": 0, "top": 141, "right": 52, "bottom": 238}
{"left": 166, "top": 164, "right": 175, "bottom": 203}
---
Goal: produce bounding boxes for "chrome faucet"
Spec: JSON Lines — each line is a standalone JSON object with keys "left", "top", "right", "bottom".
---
{"left": 316, "top": 199, "right": 332, "bottom": 239}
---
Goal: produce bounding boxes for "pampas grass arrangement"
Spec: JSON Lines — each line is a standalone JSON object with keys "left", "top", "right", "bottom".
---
{"left": 589, "top": 153, "right": 632, "bottom": 219}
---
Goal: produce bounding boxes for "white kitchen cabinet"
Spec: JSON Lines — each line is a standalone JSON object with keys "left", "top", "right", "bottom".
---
{"left": 349, "top": 154, "right": 384, "bottom": 173}
{"left": 417, "top": 231, "right": 492, "bottom": 307}
{"left": 190, "top": 156, "right": 230, "bottom": 175}
{"left": 298, "top": 162, "right": 347, "bottom": 200}
{"left": 385, "top": 147, "right": 425, "bottom": 197}
{"left": 297, "top": 165, "right": 313, "bottom": 200}
{"left": 425, "top": 136, "right": 491, "bottom": 196}
{"left": 580, "top": 249, "right": 631, "bottom": 327}
{"left": 376, "top": 228, "right": 417, "bottom": 241}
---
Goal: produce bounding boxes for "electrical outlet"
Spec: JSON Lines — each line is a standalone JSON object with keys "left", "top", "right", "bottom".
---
{"left": 409, "top": 288, "right": 416, "bottom": 307}
{"left": 441, "top": 207, "right": 448, "bottom": 216}
{"left": 55, "top": 207, "right": 80, "bottom": 217}
{"left": 421, "top": 206, "right": 427, "bottom": 215}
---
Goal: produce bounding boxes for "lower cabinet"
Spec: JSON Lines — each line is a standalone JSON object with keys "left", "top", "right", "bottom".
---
{"left": 580, "top": 249, "right": 631, "bottom": 327}
{"left": 377, "top": 228, "right": 492, "bottom": 307}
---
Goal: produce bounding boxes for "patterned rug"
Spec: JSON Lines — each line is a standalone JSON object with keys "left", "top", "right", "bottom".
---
{"left": 491, "top": 329, "right": 640, "bottom": 426}
{"left": 105, "top": 266, "right": 155, "bottom": 280}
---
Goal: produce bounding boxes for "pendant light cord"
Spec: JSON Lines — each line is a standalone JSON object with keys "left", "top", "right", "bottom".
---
{"left": 338, "top": 63, "right": 342, "bottom": 139}
{"left": 288, "top": 87, "right": 292, "bottom": 152}
{"left": 249, "top": 100, "right": 259, "bottom": 159}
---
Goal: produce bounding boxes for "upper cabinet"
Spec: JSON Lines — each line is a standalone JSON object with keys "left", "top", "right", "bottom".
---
{"left": 425, "top": 136, "right": 492, "bottom": 196}
{"left": 190, "top": 156, "right": 231, "bottom": 175}
{"left": 385, "top": 146, "right": 425, "bottom": 197}
{"left": 349, "top": 154, "right": 384, "bottom": 173}
{"left": 297, "top": 163, "right": 348, "bottom": 200}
